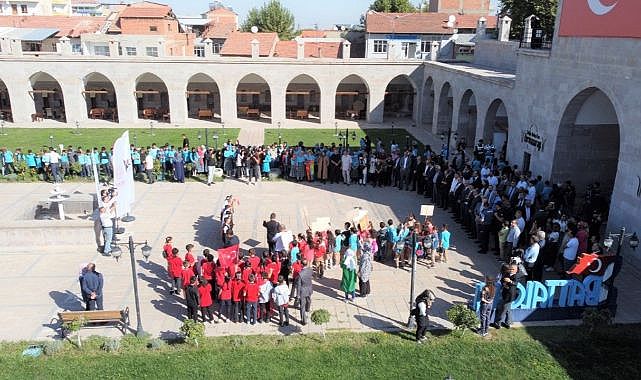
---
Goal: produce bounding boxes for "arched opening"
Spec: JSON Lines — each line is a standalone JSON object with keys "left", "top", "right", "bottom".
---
{"left": 135, "top": 73, "right": 169, "bottom": 123}
{"left": 421, "top": 77, "right": 434, "bottom": 128}
{"left": 335, "top": 74, "right": 369, "bottom": 121}
{"left": 483, "top": 99, "right": 509, "bottom": 161}
{"left": 83, "top": 72, "right": 118, "bottom": 122}
{"left": 186, "top": 73, "right": 220, "bottom": 123}
{"left": 29, "top": 72, "right": 66, "bottom": 122}
{"left": 383, "top": 75, "right": 416, "bottom": 122}
{"left": 0, "top": 79, "right": 12, "bottom": 122}
{"left": 236, "top": 73, "right": 271, "bottom": 123}
{"left": 457, "top": 89, "right": 477, "bottom": 148}
{"left": 286, "top": 74, "right": 320, "bottom": 123}
{"left": 552, "top": 88, "right": 620, "bottom": 201}
{"left": 436, "top": 82, "right": 453, "bottom": 133}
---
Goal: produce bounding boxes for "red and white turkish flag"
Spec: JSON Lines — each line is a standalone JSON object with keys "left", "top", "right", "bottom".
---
{"left": 559, "top": 0, "right": 641, "bottom": 38}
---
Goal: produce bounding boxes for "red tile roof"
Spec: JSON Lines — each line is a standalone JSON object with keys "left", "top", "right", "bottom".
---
{"left": 118, "top": 1, "right": 172, "bottom": 18}
{"left": 274, "top": 40, "right": 342, "bottom": 59}
{"left": 202, "top": 22, "right": 236, "bottom": 39}
{"left": 365, "top": 12, "right": 496, "bottom": 34}
{"left": 300, "top": 30, "right": 327, "bottom": 38}
{"left": 220, "top": 31, "right": 278, "bottom": 57}
{"left": 0, "top": 15, "right": 106, "bottom": 37}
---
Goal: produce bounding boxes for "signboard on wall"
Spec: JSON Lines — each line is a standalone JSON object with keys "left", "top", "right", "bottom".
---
{"left": 559, "top": 0, "right": 641, "bottom": 38}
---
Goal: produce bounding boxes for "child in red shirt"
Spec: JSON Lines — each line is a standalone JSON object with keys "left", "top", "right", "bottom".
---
{"left": 180, "top": 260, "right": 192, "bottom": 297}
{"left": 198, "top": 278, "right": 214, "bottom": 323}
{"left": 218, "top": 274, "right": 232, "bottom": 322}
{"left": 244, "top": 273, "right": 260, "bottom": 325}
{"left": 184, "top": 243, "right": 196, "bottom": 272}
{"left": 162, "top": 236, "right": 173, "bottom": 259}
{"left": 290, "top": 259, "right": 303, "bottom": 302}
{"left": 230, "top": 272, "right": 245, "bottom": 323}
{"left": 248, "top": 248, "right": 261, "bottom": 271}
{"left": 167, "top": 248, "right": 183, "bottom": 295}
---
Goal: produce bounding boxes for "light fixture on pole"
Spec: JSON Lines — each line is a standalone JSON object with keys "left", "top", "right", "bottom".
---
{"left": 205, "top": 128, "right": 209, "bottom": 149}
{"left": 149, "top": 120, "right": 155, "bottom": 136}
{"left": 334, "top": 121, "right": 338, "bottom": 137}
{"left": 133, "top": 131, "right": 137, "bottom": 147}
{"left": 110, "top": 235, "right": 151, "bottom": 337}
{"left": 222, "top": 122, "right": 226, "bottom": 136}
{"left": 0, "top": 119, "right": 6, "bottom": 136}
{"left": 213, "top": 134, "right": 219, "bottom": 150}
{"left": 278, "top": 121, "right": 282, "bottom": 145}
{"left": 73, "top": 120, "right": 81, "bottom": 135}
{"left": 604, "top": 227, "right": 639, "bottom": 256}
{"left": 49, "top": 135, "right": 54, "bottom": 147}
{"left": 198, "top": 133, "right": 202, "bottom": 145}
{"left": 406, "top": 227, "right": 418, "bottom": 328}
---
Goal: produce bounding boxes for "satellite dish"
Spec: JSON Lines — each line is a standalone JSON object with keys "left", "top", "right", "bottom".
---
{"left": 447, "top": 15, "right": 456, "bottom": 28}
{"left": 250, "top": 26, "right": 258, "bottom": 34}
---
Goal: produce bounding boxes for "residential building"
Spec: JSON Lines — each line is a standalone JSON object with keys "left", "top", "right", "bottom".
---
{"left": 428, "top": 0, "right": 492, "bottom": 15}
{"left": 364, "top": 11, "right": 496, "bottom": 60}
{"left": 220, "top": 31, "right": 278, "bottom": 57}
{"left": 0, "top": 0, "right": 72, "bottom": 16}
{"left": 71, "top": 0, "right": 104, "bottom": 16}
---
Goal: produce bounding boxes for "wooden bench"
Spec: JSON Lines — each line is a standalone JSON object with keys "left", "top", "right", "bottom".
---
{"left": 247, "top": 108, "right": 260, "bottom": 118}
{"left": 57, "top": 308, "right": 129, "bottom": 336}
{"left": 296, "top": 110, "right": 309, "bottom": 119}
{"left": 198, "top": 109, "right": 213, "bottom": 119}
{"left": 89, "top": 108, "right": 106, "bottom": 119}
{"left": 142, "top": 108, "right": 157, "bottom": 119}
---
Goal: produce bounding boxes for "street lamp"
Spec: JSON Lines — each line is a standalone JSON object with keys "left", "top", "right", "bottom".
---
{"left": 213, "top": 134, "right": 219, "bottom": 150}
{"left": 334, "top": 121, "right": 338, "bottom": 137}
{"left": 222, "top": 122, "right": 226, "bottom": 136}
{"left": 49, "top": 135, "right": 54, "bottom": 147}
{"left": 406, "top": 227, "right": 418, "bottom": 328}
{"left": 278, "top": 121, "right": 282, "bottom": 145}
{"left": 133, "top": 132, "right": 137, "bottom": 147}
{"left": 197, "top": 133, "right": 202, "bottom": 146}
{"left": 149, "top": 120, "right": 156, "bottom": 136}
{"left": 73, "top": 120, "right": 81, "bottom": 135}
{"left": 110, "top": 235, "right": 152, "bottom": 337}
{"left": 0, "top": 119, "right": 6, "bottom": 136}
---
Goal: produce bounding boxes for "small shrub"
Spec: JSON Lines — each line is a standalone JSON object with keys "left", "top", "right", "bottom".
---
{"left": 446, "top": 304, "right": 479, "bottom": 335}
{"left": 582, "top": 308, "right": 612, "bottom": 334}
{"left": 311, "top": 309, "right": 331, "bottom": 339}
{"left": 120, "top": 333, "right": 150, "bottom": 350}
{"left": 148, "top": 338, "right": 166, "bottom": 351}
{"left": 231, "top": 336, "right": 247, "bottom": 348}
{"left": 180, "top": 320, "right": 205, "bottom": 347}
{"left": 42, "top": 340, "right": 64, "bottom": 356}
{"left": 63, "top": 317, "right": 87, "bottom": 348}
{"left": 101, "top": 338, "right": 120, "bottom": 353}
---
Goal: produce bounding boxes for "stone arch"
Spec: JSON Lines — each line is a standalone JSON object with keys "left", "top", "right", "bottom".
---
{"left": 436, "top": 82, "right": 453, "bottom": 133}
{"left": 0, "top": 77, "right": 12, "bottom": 122}
{"left": 236, "top": 73, "right": 271, "bottom": 122}
{"left": 383, "top": 74, "right": 417, "bottom": 122}
{"left": 457, "top": 89, "right": 477, "bottom": 148}
{"left": 421, "top": 77, "right": 434, "bottom": 128}
{"left": 551, "top": 87, "right": 620, "bottom": 199}
{"left": 335, "top": 74, "right": 369, "bottom": 121}
{"left": 83, "top": 72, "right": 118, "bottom": 122}
{"left": 29, "top": 71, "right": 66, "bottom": 122}
{"left": 186, "top": 73, "right": 220, "bottom": 122}
{"left": 286, "top": 74, "right": 321, "bottom": 123}
{"left": 483, "top": 98, "right": 509, "bottom": 161}
{"left": 134, "top": 72, "right": 169, "bottom": 122}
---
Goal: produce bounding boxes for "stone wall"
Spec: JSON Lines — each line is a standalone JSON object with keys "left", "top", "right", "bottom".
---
{"left": 473, "top": 39, "right": 518, "bottom": 72}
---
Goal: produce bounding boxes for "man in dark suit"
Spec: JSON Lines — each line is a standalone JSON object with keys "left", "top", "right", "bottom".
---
{"left": 296, "top": 260, "right": 313, "bottom": 325}
{"left": 399, "top": 151, "right": 412, "bottom": 191}
{"left": 262, "top": 213, "right": 280, "bottom": 254}
{"left": 415, "top": 156, "right": 426, "bottom": 195}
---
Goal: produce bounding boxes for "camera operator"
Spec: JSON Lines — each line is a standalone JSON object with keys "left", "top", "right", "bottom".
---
{"left": 100, "top": 186, "right": 118, "bottom": 227}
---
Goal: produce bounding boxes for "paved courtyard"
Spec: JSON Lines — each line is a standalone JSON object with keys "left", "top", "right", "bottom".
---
{"left": 1, "top": 179, "right": 640, "bottom": 341}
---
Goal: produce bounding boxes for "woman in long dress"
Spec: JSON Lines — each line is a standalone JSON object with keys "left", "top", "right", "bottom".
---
{"left": 340, "top": 248, "right": 357, "bottom": 301}
{"left": 173, "top": 151, "right": 185, "bottom": 183}
{"left": 359, "top": 243, "right": 373, "bottom": 298}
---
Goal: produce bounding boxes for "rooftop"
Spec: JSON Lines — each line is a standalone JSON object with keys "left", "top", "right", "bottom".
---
{"left": 0, "top": 15, "right": 105, "bottom": 37}
{"left": 118, "top": 1, "right": 173, "bottom": 19}
{"left": 274, "top": 40, "right": 342, "bottom": 59}
{"left": 220, "top": 31, "right": 278, "bottom": 57}
{"left": 202, "top": 22, "right": 236, "bottom": 39}
{"left": 365, "top": 12, "right": 497, "bottom": 34}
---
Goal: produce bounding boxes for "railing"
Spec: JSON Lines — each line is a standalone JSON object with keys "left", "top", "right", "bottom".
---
{"left": 519, "top": 37, "right": 553, "bottom": 50}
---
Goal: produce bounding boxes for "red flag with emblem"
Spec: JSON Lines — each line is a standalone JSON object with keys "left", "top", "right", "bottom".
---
{"left": 559, "top": 0, "right": 641, "bottom": 38}
{"left": 217, "top": 244, "right": 239, "bottom": 269}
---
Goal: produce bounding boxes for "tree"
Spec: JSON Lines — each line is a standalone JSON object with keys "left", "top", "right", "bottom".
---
{"left": 241, "top": 0, "right": 295, "bottom": 41}
{"left": 500, "top": 0, "right": 558, "bottom": 40}
{"left": 369, "top": 0, "right": 417, "bottom": 13}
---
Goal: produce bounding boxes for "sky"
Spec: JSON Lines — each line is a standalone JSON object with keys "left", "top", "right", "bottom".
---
{"left": 159, "top": 0, "right": 499, "bottom": 30}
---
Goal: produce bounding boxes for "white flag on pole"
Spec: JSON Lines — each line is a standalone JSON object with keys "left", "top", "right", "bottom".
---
{"left": 113, "top": 131, "right": 135, "bottom": 217}
{"left": 91, "top": 148, "right": 102, "bottom": 206}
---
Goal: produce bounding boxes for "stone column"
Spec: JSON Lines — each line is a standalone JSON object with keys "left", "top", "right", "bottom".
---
{"left": 523, "top": 15, "right": 536, "bottom": 43}
{"left": 270, "top": 82, "right": 286, "bottom": 125}
{"left": 251, "top": 39, "right": 259, "bottom": 59}
{"left": 5, "top": 79, "right": 34, "bottom": 123}
{"left": 319, "top": 84, "right": 335, "bottom": 126}
{"left": 367, "top": 85, "right": 385, "bottom": 123}
{"left": 113, "top": 81, "right": 137, "bottom": 124}
{"left": 60, "top": 79, "right": 86, "bottom": 123}
{"left": 342, "top": 41, "right": 351, "bottom": 59}
{"left": 0, "top": 38, "right": 10, "bottom": 54}
{"left": 430, "top": 41, "right": 440, "bottom": 61}
{"left": 296, "top": 40, "right": 304, "bottom": 60}
{"left": 218, "top": 78, "right": 237, "bottom": 126}
{"left": 477, "top": 17, "right": 487, "bottom": 39}
{"left": 108, "top": 39, "right": 119, "bottom": 57}
{"left": 498, "top": 16, "right": 512, "bottom": 42}
{"left": 168, "top": 84, "right": 187, "bottom": 125}
{"left": 10, "top": 39, "right": 22, "bottom": 56}
{"left": 57, "top": 36, "right": 72, "bottom": 55}
{"left": 204, "top": 38, "right": 214, "bottom": 58}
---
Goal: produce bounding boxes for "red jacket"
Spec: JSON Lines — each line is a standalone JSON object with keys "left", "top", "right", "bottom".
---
{"left": 292, "top": 261, "right": 303, "bottom": 279}
{"left": 163, "top": 244, "right": 173, "bottom": 258}
{"left": 241, "top": 267, "right": 253, "bottom": 283}
{"left": 219, "top": 281, "right": 232, "bottom": 300}
{"left": 244, "top": 282, "right": 259, "bottom": 302}
{"left": 201, "top": 261, "right": 214, "bottom": 281}
{"left": 168, "top": 255, "right": 182, "bottom": 278}
{"left": 198, "top": 283, "right": 213, "bottom": 307}
{"left": 248, "top": 256, "right": 260, "bottom": 271}
{"left": 267, "top": 261, "right": 280, "bottom": 283}
{"left": 214, "top": 266, "right": 227, "bottom": 287}
{"left": 180, "top": 268, "right": 192, "bottom": 290}
{"left": 231, "top": 279, "right": 245, "bottom": 302}
{"left": 185, "top": 252, "right": 195, "bottom": 265}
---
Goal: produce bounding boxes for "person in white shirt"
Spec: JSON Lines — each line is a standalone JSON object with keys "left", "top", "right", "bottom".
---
{"left": 523, "top": 235, "right": 540, "bottom": 280}
{"left": 562, "top": 230, "right": 579, "bottom": 273}
{"left": 144, "top": 152, "right": 154, "bottom": 184}
{"left": 49, "top": 148, "right": 61, "bottom": 183}
{"left": 505, "top": 220, "right": 521, "bottom": 257}
{"left": 341, "top": 151, "right": 352, "bottom": 185}
{"left": 273, "top": 224, "right": 294, "bottom": 253}
{"left": 99, "top": 207, "right": 113, "bottom": 255}
{"left": 272, "top": 275, "right": 291, "bottom": 326}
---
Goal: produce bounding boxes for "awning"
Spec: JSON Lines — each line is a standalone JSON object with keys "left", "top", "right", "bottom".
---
{"left": 0, "top": 28, "right": 59, "bottom": 41}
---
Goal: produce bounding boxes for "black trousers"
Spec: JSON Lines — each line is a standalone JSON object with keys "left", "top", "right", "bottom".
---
{"left": 187, "top": 304, "right": 199, "bottom": 322}
{"left": 278, "top": 305, "right": 290, "bottom": 325}
{"left": 416, "top": 315, "right": 428, "bottom": 340}
{"left": 200, "top": 305, "right": 213, "bottom": 322}
{"left": 359, "top": 278, "right": 371, "bottom": 296}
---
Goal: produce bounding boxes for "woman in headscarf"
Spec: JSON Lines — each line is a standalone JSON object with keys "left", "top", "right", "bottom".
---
{"left": 173, "top": 150, "right": 185, "bottom": 183}
{"left": 359, "top": 242, "right": 373, "bottom": 298}
{"left": 340, "top": 248, "right": 357, "bottom": 301}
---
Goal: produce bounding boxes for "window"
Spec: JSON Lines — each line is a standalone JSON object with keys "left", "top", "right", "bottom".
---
{"left": 421, "top": 41, "right": 431, "bottom": 53}
{"left": 373, "top": 40, "right": 388, "bottom": 53}
{"left": 168, "top": 23, "right": 172, "bottom": 32}
{"left": 94, "top": 45, "right": 110, "bottom": 56}
{"left": 20, "top": 4, "right": 28, "bottom": 14}
{"left": 11, "top": 4, "right": 18, "bottom": 15}
{"left": 149, "top": 25, "right": 158, "bottom": 32}
{"left": 126, "top": 47, "right": 137, "bottom": 56}
{"left": 145, "top": 46, "right": 158, "bottom": 57}
{"left": 194, "top": 46, "right": 205, "bottom": 57}
{"left": 212, "top": 43, "right": 222, "bottom": 54}
{"left": 72, "top": 43, "right": 82, "bottom": 54}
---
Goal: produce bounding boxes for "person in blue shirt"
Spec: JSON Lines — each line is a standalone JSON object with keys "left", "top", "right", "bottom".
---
{"left": 164, "top": 146, "right": 175, "bottom": 174}
{"left": 348, "top": 227, "right": 359, "bottom": 252}
{"left": 77, "top": 149, "right": 87, "bottom": 177}
{"left": 262, "top": 151, "right": 272, "bottom": 179}
{"left": 25, "top": 150, "right": 36, "bottom": 169}
{"left": 149, "top": 144, "right": 158, "bottom": 160}
{"left": 98, "top": 147, "right": 111, "bottom": 177}
{"left": 439, "top": 224, "right": 451, "bottom": 263}
{"left": 60, "top": 150, "right": 69, "bottom": 179}
{"left": 131, "top": 148, "right": 142, "bottom": 173}
{"left": 2, "top": 147, "right": 15, "bottom": 174}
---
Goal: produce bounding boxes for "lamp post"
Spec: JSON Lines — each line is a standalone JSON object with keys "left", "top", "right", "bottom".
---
{"left": 133, "top": 132, "right": 137, "bottom": 147}
{"left": 334, "top": 121, "right": 338, "bottom": 137}
{"left": 110, "top": 235, "right": 152, "bottom": 337}
{"left": 222, "top": 122, "right": 226, "bottom": 136}
{"left": 49, "top": 135, "right": 54, "bottom": 147}
{"left": 198, "top": 132, "right": 202, "bottom": 146}
{"left": 278, "top": 121, "right": 282, "bottom": 145}
{"left": 439, "top": 129, "right": 458, "bottom": 160}
{"left": 73, "top": 120, "right": 81, "bottom": 135}
{"left": 213, "top": 134, "right": 219, "bottom": 150}
{"left": 149, "top": 120, "right": 155, "bottom": 137}
{"left": 406, "top": 228, "right": 418, "bottom": 328}
{"left": 0, "top": 119, "right": 6, "bottom": 136}
{"left": 205, "top": 128, "right": 209, "bottom": 149}
{"left": 603, "top": 227, "right": 639, "bottom": 257}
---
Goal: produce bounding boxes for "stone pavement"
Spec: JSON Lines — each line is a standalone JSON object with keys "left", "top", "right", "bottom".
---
{"left": 1, "top": 180, "right": 640, "bottom": 342}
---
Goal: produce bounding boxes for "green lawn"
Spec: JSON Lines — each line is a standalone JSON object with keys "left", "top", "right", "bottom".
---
{"left": 0, "top": 128, "right": 239, "bottom": 152}
{"left": 265, "top": 128, "right": 425, "bottom": 151}
{"left": 1, "top": 325, "right": 639, "bottom": 379}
